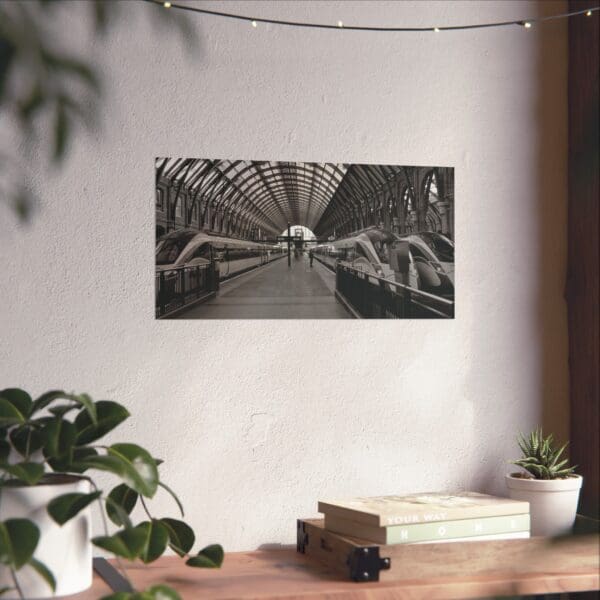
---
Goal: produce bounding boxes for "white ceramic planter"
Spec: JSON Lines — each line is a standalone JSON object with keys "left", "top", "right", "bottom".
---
{"left": 505, "top": 473, "right": 583, "bottom": 537}
{"left": 0, "top": 475, "right": 93, "bottom": 599}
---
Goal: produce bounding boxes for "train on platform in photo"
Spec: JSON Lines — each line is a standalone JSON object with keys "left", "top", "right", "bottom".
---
{"left": 312, "top": 227, "right": 454, "bottom": 300}
{"left": 156, "top": 229, "right": 284, "bottom": 280}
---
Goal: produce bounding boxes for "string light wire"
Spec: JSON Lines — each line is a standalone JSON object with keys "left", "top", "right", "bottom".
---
{"left": 148, "top": 1, "right": 599, "bottom": 32}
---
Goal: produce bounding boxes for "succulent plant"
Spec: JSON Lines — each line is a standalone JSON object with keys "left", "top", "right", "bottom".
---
{"left": 511, "top": 428, "right": 577, "bottom": 480}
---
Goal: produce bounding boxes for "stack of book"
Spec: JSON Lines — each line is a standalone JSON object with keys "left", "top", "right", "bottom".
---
{"left": 318, "top": 491, "right": 530, "bottom": 545}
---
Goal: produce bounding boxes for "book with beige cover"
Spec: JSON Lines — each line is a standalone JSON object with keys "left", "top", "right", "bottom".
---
{"left": 318, "top": 491, "right": 529, "bottom": 527}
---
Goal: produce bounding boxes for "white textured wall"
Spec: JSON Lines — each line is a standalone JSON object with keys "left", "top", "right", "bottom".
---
{"left": 0, "top": 1, "right": 568, "bottom": 551}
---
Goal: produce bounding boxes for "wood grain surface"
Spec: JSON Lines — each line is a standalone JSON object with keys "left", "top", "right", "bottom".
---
{"left": 69, "top": 533, "right": 599, "bottom": 600}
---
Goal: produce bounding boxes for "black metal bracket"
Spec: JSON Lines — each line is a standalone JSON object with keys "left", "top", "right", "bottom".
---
{"left": 297, "top": 519, "right": 309, "bottom": 553}
{"left": 346, "top": 545, "right": 391, "bottom": 582}
{"left": 93, "top": 557, "right": 133, "bottom": 593}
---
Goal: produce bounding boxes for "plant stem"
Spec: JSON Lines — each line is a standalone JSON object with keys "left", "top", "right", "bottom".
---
{"left": 89, "top": 480, "right": 134, "bottom": 591}
{"left": 24, "top": 429, "right": 31, "bottom": 461}
{"left": 10, "top": 567, "right": 24, "bottom": 600}
{"left": 140, "top": 496, "right": 153, "bottom": 520}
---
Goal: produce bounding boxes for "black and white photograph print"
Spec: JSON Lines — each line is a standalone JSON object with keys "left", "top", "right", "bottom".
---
{"left": 155, "top": 158, "right": 455, "bottom": 319}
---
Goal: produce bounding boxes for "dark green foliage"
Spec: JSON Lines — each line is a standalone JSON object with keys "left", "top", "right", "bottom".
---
{"left": 47, "top": 491, "right": 102, "bottom": 525}
{"left": 0, "top": 461, "right": 45, "bottom": 485}
{"left": 0, "top": 0, "right": 195, "bottom": 222}
{"left": 92, "top": 528, "right": 149, "bottom": 561}
{"left": 43, "top": 418, "right": 77, "bottom": 459}
{"left": 28, "top": 557, "right": 56, "bottom": 592}
{"left": 107, "top": 444, "right": 159, "bottom": 498}
{"left": 0, "top": 388, "right": 222, "bottom": 598}
{"left": 75, "top": 400, "right": 129, "bottom": 445}
{"left": 9, "top": 425, "right": 44, "bottom": 457}
{"left": 136, "top": 520, "right": 169, "bottom": 564}
{"left": 107, "top": 484, "right": 138, "bottom": 527}
{"left": 186, "top": 544, "right": 225, "bottom": 568}
{"left": 0, "top": 389, "right": 32, "bottom": 418}
{"left": 0, "top": 519, "right": 39, "bottom": 568}
{"left": 100, "top": 585, "right": 182, "bottom": 600}
{"left": 0, "top": 398, "right": 26, "bottom": 426}
{"left": 160, "top": 518, "right": 195, "bottom": 556}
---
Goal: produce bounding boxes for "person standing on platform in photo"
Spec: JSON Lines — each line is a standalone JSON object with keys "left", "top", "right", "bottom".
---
{"left": 309, "top": 248, "right": 314, "bottom": 267}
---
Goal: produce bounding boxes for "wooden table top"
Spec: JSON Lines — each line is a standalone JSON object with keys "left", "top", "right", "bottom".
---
{"left": 72, "top": 536, "right": 600, "bottom": 600}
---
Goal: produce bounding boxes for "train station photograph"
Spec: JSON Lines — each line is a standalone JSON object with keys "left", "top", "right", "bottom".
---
{"left": 155, "top": 159, "right": 455, "bottom": 319}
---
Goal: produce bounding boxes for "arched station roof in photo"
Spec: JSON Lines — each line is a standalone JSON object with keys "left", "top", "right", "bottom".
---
{"left": 155, "top": 158, "right": 454, "bottom": 240}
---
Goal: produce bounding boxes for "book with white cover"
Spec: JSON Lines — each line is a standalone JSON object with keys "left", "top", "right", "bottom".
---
{"left": 318, "top": 491, "right": 529, "bottom": 527}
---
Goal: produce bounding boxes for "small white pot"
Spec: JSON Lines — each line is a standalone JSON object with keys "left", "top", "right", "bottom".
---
{"left": 0, "top": 475, "right": 93, "bottom": 599}
{"left": 505, "top": 473, "right": 583, "bottom": 537}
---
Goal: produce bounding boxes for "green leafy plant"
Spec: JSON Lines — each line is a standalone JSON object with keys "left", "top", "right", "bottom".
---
{"left": 0, "top": 388, "right": 222, "bottom": 600}
{"left": 0, "top": 1, "right": 194, "bottom": 222}
{"left": 511, "top": 428, "right": 577, "bottom": 480}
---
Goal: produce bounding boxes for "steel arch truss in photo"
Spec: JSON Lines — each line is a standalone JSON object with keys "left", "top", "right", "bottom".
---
{"left": 155, "top": 158, "right": 454, "bottom": 320}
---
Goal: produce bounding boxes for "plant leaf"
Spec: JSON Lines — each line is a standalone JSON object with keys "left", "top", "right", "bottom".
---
{"left": 106, "top": 484, "right": 138, "bottom": 527}
{"left": 136, "top": 520, "right": 169, "bottom": 564}
{"left": 0, "top": 519, "right": 40, "bottom": 568}
{"left": 71, "top": 393, "right": 97, "bottom": 425}
{"left": 514, "top": 429, "right": 576, "bottom": 480}
{"left": 77, "top": 451, "right": 157, "bottom": 498}
{"left": 147, "top": 585, "right": 182, "bottom": 600}
{"left": 107, "top": 444, "right": 158, "bottom": 498}
{"left": 0, "top": 461, "right": 45, "bottom": 485}
{"left": 0, "top": 439, "right": 10, "bottom": 462}
{"left": 99, "top": 586, "right": 182, "bottom": 600}
{"left": 35, "top": 392, "right": 97, "bottom": 425}
{"left": 158, "top": 481, "right": 184, "bottom": 517}
{"left": 48, "top": 404, "right": 78, "bottom": 418}
{"left": 31, "top": 390, "right": 69, "bottom": 414}
{"left": 47, "top": 446, "right": 98, "bottom": 474}
{"left": 47, "top": 491, "right": 101, "bottom": 525}
{"left": 92, "top": 528, "right": 148, "bottom": 560}
{"left": 0, "top": 398, "right": 25, "bottom": 426}
{"left": 9, "top": 426, "right": 44, "bottom": 457}
{"left": 43, "top": 418, "right": 77, "bottom": 458}
{"left": 104, "top": 497, "right": 134, "bottom": 530}
{"left": 44, "top": 52, "right": 101, "bottom": 93}
{"left": 75, "top": 400, "right": 129, "bottom": 445}
{"left": 18, "top": 83, "right": 45, "bottom": 122}
{"left": 29, "top": 557, "right": 56, "bottom": 592}
{"left": 160, "top": 518, "right": 195, "bottom": 557}
{"left": 185, "top": 544, "right": 224, "bottom": 568}
{"left": 0, "top": 389, "right": 32, "bottom": 418}
{"left": 53, "top": 98, "right": 69, "bottom": 162}
{"left": 75, "top": 455, "right": 129, "bottom": 481}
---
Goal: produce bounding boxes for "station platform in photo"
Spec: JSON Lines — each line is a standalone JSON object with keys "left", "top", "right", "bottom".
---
{"left": 173, "top": 254, "right": 350, "bottom": 319}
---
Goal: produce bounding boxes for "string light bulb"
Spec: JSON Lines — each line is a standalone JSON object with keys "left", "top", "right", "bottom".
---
{"left": 586, "top": 9, "right": 593, "bottom": 16}
{"left": 523, "top": 21, "right": 532, "bottom": 28}
{"left": 251, "top": 20, "right": 257, "bottom": 28}
{"left": 337, "top": 20, "right": 344, "bottom": 28}
{"left": 434, "top": 27, "right": 440, "bottom": 32}
{"left": 163, "top": 1, "right": 171, "bottom": 7}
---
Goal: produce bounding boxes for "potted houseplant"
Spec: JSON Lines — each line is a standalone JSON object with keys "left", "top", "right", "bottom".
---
{"left": 0, "top": 388, "right": 223, "bottom": 600}
{"left": 506, "top": 428, "right": 582, "bottom": 537}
